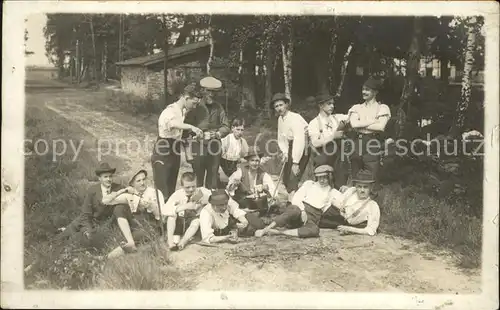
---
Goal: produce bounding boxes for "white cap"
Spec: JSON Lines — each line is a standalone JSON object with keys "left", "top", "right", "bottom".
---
{"left": 200, "top": 76, "right": 222, "bottom": 90}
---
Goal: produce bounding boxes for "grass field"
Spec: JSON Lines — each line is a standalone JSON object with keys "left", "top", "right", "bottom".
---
{"left": 24, "top": 85, "right": 483, "bottom": 290}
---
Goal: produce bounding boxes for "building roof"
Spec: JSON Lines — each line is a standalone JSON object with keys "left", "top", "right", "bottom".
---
{"left": 116, "top": 41, "right": 211, "bottom": 67}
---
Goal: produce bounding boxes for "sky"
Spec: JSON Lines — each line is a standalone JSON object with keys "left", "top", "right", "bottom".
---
{"left": 25, "top": 13, "right": 52, "bottom": 67}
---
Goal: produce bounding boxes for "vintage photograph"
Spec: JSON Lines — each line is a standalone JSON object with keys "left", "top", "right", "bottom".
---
{"left": 2, "top": 1, "right": 499, "bottom": 309}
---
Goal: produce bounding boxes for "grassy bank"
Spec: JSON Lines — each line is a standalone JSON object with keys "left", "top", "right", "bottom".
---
{"left": 24, "top": 94, "right": 190, "bottom": 289}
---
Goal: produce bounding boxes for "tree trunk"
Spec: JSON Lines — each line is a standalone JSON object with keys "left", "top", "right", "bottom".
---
{"left": 451, "top": 17, "right": 477, "bottom": 136}
{"left": 334, "top": 43, "right": 353, "bottom": 99}
{"left": 242, "top": 40, "right": 257, "bottom": 109}
{"left": 396, "top": 17, "right": 422, "bottom": 137}
{"left": 163, "top": 25, "right": 170, "bottom": 104}
{"left": 281, "top": 26, "right": 293, "bottom": 104}
{"left": 89, "top": 17, "right": 99, "bottom": 84}
{"left": 103, "top": 40, "right": 108, "bottom": 82}
{"left": 440, "top": 57, "right": 450, "bottom": 82}
{"left": 206, "top": 17, "right": 214, "bottom": 75}
{"left": 265, "top": 42, "right": 275, "bottom": 116}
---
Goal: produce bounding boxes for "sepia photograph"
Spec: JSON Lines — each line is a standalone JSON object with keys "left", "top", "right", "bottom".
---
{"left": 2, "top": 1, "right": 499, "bottom": 309}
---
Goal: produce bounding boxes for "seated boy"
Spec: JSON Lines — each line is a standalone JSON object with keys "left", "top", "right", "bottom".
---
{"left": 255, "top": 165, "right": 336, "bottom": 238}
{"left": 199, "top": 189, "right": 265, "bottom": 244}
{"left": 164, "top": 172, "right": 212, "bottom": 250}
{"left": 220, "top": 118, "right": 249, "bottom": 181}
{"left": 226, "top": 146, "right": 276, "bottom": 216}
{"left": 319, "top": 169, "right": 381, "bottom": 236}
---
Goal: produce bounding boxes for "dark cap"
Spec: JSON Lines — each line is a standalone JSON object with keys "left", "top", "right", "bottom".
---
{"left": 95, "top": 162, "right": 116, "bottom": 176}
{"left": 269, "top": 93, "right": 290, "bottom": 110}
{"left": 363, "top": 76, "right": 383, "bottom": 91}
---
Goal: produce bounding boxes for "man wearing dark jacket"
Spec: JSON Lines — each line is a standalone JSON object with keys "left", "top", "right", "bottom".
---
{"left": 184, "top": 76, "right": 230, "bottom": 189}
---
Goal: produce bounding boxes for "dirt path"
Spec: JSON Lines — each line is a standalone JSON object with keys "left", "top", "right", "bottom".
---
{"left": 41, "top": 89, "right": 481, "bottom": 293}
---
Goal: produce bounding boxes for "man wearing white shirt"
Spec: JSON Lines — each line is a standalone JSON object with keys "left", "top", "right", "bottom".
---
{"left": 152, "top": 82, "right": 204, "bottom": 201}
{"left": 199, "top": 189, "right": 265, "bottom": 244}
{"left": 347, "top": 76, "right": 391, "bottom": 189}
{"left": 163, "top": 172, "right": 212, "bottom": 250}
{"left": 255, "top": 165, "right": 336, "bottom": 238}
{"left": 226, "top": 147, "right": 276, "bottom": 216}
{"left": 308, "top": 93, "right": 350, "bottom": 188}
{"left": 319, "top": 169, "right": 381, "bottom": 236}
{"left": 271, "top": 93, "right": 310, "bottom": 196}
{"left": 219, "top": 118, "right": 249, "bottom": 185}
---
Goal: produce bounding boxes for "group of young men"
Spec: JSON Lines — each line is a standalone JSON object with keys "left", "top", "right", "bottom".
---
{"left": 62, "top": 75, "right": 391, "bottom": 258}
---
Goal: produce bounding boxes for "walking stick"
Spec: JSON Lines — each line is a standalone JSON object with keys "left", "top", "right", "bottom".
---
{"left": 267, "top": 159, "right": 286, "bottom": 215}
{"left": 152, "top": 159, "right": 165, "bottom": 237}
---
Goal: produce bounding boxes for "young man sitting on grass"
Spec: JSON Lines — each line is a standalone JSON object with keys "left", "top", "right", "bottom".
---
{"left": 199, "top": 189, "right": 266, "bottom": 244}
{"left": 164, "top": 172, "right": 212, "bottom": 251}
{"left": 319, "top": 169, "right": 381, "bottom": 236}
{"left": 226, "top": 146, "right": 277, "bottom": 216}
{"left": 254, "top": 165, "right": 337, "bottom": 238}
{"left": 59, "top": 162, "right": 144, "bottom": 255}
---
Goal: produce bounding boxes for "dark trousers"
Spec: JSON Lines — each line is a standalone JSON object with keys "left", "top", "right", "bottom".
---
{"left": 273, "top": 203, "right": 322, "bottom": 238}
{"left": 319, "top": 206, "right": 367, "bottom": 229}
{"left": 214, "top": 213, "right": 266, "bottom": 237}
{"left": 235, "top": 195, "right": 269, "bottom": 217}
{"left": 60, "top": 204, "right": 148, "bottom": 244}
{"left": 191, "top": 140, "right": 221, "bottom": 189}
{"left": 220, "top": 158, "right": 239, "bottom": 178}
{"left": 312, "top": 140, "right": 349, "bottom": 189}
{"left": 349, "top": 133, "right": 381, "bottom": 189}
{"left": 283, "top": 142, "right": 310, "bottom": 193}
{"left": 151, "top": 137, "right": 181, "bottom": 201}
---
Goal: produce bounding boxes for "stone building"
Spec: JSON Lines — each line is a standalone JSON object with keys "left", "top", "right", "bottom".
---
{"left": 116, "top": 41, "right": 232, "bottom": 99}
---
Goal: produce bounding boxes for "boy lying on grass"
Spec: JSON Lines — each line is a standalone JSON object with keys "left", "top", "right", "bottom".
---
{"left": 319, "top": 169, "right": 381, "bottom": 236}
{"left": 164, "top": 172, "right": 212, "bottom": 251}
{"left": 226, "top": 146, "right": 277, "bottom": 216}
{"left": 254, "top": 164, "right": 337, "bottom": 238}
{"left": 199, "top": 189, "right": 266, "bottom": 244}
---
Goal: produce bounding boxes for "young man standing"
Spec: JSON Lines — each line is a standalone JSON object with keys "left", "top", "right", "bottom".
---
{"left": 319, "top": 169, "right": 381, "bottom": 236}
{"left": 152, "top": 82, "right": 204, "bottom": 201}
{"left": 308, "top": 93, "right": 350, "bottom": 188}
{"left": 164, "top": 172, "right": 212, "bottom": 250}
{"left": 271, "top": 93, "right": 310, "bottom": 198}
{"left": 254, "top": 165, "right": 336, "bottom": 238}
{"left": 226, "top": 146, "right": 276, "bottom": 216}
{"left": 184, "top": 76, "right": 230, "bottom": 189}
{"left": 347, "top": 76, "right": 391, "bottom": 189}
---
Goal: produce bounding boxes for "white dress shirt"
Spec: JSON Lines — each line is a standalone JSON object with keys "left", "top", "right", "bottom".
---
{"left": 199, "top": 199, "right": 246, "bottom": 242}
{"left": 221, "top": 133, "right": 249, "bottom": 161}
{"left": 291, "top": 180, "right": 336, "bottom": 213}
{"left": 158, "top": 100, "right": 185, "bottom": 139}
{"left": 164, "top": 187, "right": 212, "bottom": 217}
{"left": 330, "top": 186, "right": 381, "bottom": 236}
{"left": 348, "top": 102, "right": 391, "bottom": 134}
{"left": 277, "top": 111, "right": 308, "bottom": 164}
{"left": 308, "top": 113, "right": 349, "bottom": 148}
{"left": 126, "top": 187, "right": 166, "bottom": 220}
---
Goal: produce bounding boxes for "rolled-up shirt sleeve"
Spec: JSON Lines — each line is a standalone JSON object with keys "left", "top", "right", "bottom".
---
{"left": 228, "top": 199, "right": 246, "bottom": 219}
{"left": 364, "top": 201, "right": 381, "bottom": 236}
{"left": 291, "top": 181, "right": 311, "bottom": 211}
{"left": 164, "top": 190, "right": 182, "bottom": 217}
{"left": 200, "top": 208, "right": 215, "bottom": 242}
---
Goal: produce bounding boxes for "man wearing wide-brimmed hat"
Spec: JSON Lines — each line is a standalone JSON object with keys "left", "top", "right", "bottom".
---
{"left": 184, "top": 76, "right": 230, "bottom": 189}
{"left": 199, "top": 189, "right": 266, "bottom": 244}
{"left": 226, "top": 146, "right": 276, "bottom": 216}
{"left": 270, "top": 92, "right": 310, "bottom": 198}
{"left": 319, "top": 169, "right": 381, "bottom": 236}
{"left": 255, "top": 164, "right": 337, "bottom": 238}
{"left": 307, "top": 93, "right": 350, "bottom": 188}
{"left": 347, "top": 76, "right": 391, "bottom": 189}
{"left": 59, "top": 162, "right": 143, "bottom": 254}
{"left": 152, "top": 82, "right": 204, "bottom": 201}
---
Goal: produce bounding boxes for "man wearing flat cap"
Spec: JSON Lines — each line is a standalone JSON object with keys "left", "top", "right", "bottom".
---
{"left": 184, "top": 76, "right": 230, "bottom": 189}
{"left": 347, "top": 76, "right": 391, "bottom": 190}
{"left": 307, "top": 93, "right": 350, "bottom": 188}
{"left": 270, "top": 92, "right": 310, "bottom": 198}
{"left": 255, "top": 164, "right": 337, "bottom": 238}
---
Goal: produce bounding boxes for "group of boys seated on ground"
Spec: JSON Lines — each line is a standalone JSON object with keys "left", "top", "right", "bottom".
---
{"left": 59, "top": 150, "right": 380, "bottom": 259}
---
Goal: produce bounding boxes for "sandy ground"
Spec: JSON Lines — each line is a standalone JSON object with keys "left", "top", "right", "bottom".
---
{"left": 28, "top": 86, "right": 481, "bottom": 293}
